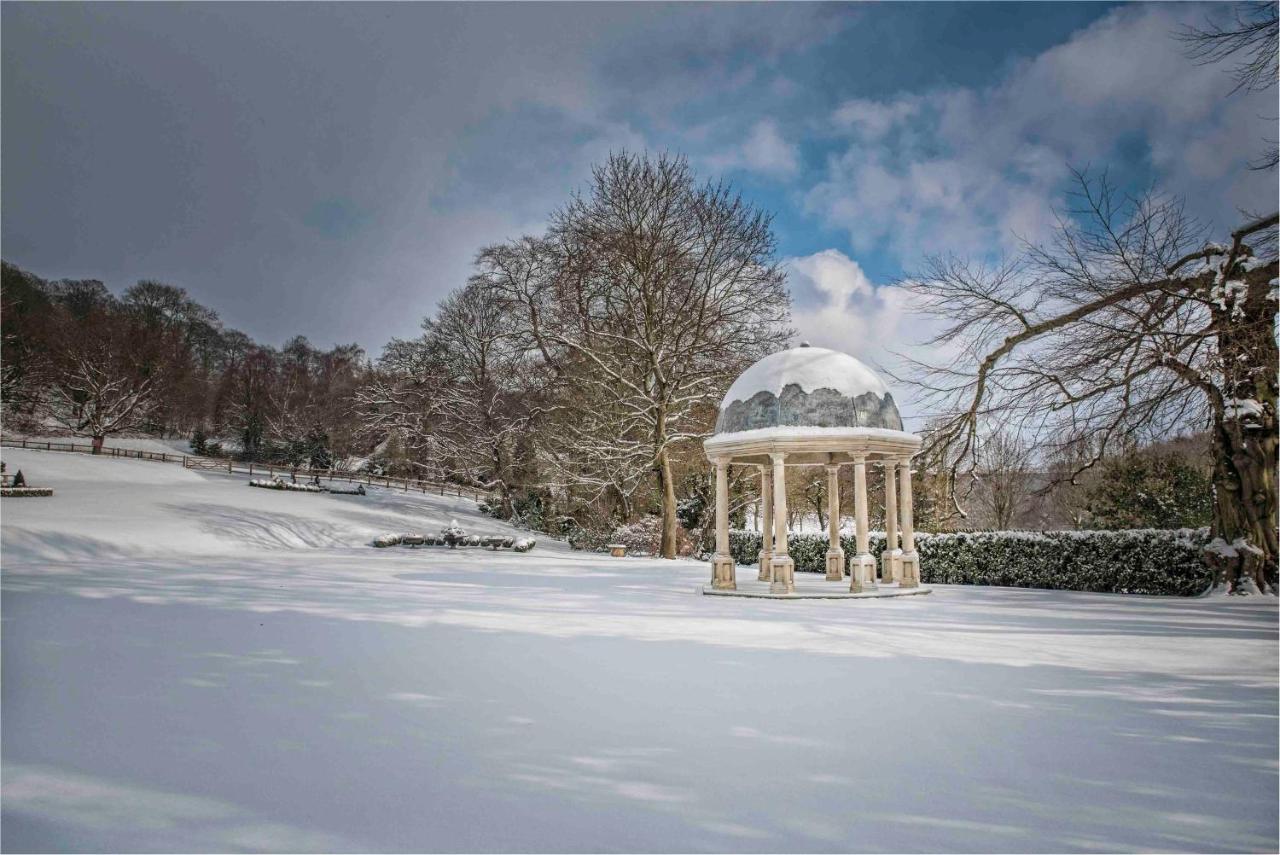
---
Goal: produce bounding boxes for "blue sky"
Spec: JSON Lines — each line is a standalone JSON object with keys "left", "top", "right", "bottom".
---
{"left": 3, "top": 2, "right": 1273, "bottom": 377}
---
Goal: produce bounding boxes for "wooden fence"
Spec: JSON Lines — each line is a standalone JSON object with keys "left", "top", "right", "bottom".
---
{"left": 0, "top": 436, "right": 484, "bottom": 501}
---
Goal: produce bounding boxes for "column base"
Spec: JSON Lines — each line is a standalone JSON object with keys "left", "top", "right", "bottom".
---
{"left": 825, "top": 549, "right": 846, "bottom": 581}
{"left": 757, "top": 550, "right": 773, "bottom": 582}
{"left": 849, "top": 554, "right": 877, "bottom": 593}
{"left": 881, "top": 548, "right": 903, "bottom": 584}
{"left": 710, "top": 555, "right": 737, "bottom": 591}
{"left": 769, "top": 556, "right": 795, "bottom": 594}
{"left": 899, "top": 551, "right": 920, "bottom": 588}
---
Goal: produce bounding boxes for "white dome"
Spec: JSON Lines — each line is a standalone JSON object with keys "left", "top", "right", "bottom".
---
{"left": 715, "top": 344, "right": 903, "bottom": 433}
{"left": 722, "top": 345, "right": 888, "bottom": 404}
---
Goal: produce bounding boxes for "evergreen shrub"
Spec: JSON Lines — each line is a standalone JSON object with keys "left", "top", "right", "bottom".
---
{"left": 726, "top": 528, "right": 1211, "bottom": 596}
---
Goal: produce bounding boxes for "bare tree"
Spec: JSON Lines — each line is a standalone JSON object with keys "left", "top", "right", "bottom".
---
{"left": 1044, "top": 439, "right": 1101, "bottom": 529}
{"left": 429, "top": 282, "right": 538, "bottom": 511}
{"left": 972, "top": 430, "right": 1034, "bottom": 530}
{"left": 353, "top": 336, "right": 451, "bottom": 477}
{"left": 41, "top": 308, "right": 167, "bottom": 452}
{"left": 483, "top": 152, "right": 792, "bottom": 557}
{"left": 904, "top": 171, "right": 1277, "bottom": 592}
{"left": 1178, "top": 2, "right": 1278, "bottom": 94}
{"left": 1178, "top": 2, "right": 1278, "bottom": 169}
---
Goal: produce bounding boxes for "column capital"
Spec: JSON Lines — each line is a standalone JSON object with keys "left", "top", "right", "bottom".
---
{"left": 824, "top": 462, "right": 840, "bottom": 474}
{"left": 769, "top": 451, "right": 787, "bottom": 464}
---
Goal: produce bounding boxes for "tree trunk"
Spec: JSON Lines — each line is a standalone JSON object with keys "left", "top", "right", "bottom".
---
{"left": 1202, "top": 259, "right": 1278, "bottom": 594}
{"left": 655, "top": 446, "right": 678, "bottom": 559}
{"left": 91, "top": 434, "right": 104, "bottom": 455}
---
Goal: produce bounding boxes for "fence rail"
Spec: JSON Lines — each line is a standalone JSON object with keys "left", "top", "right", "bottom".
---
{"left": 0, "top": 436, "right": 485, "bottom": 501}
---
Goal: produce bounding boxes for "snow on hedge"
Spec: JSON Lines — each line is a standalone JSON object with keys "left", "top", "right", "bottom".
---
{"left": 728, "top": 527, "right": 1213, "bottom": 595}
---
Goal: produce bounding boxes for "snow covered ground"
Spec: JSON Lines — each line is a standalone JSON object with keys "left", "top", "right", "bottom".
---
{"left": 2, "top": 448, "right": 1277, "bottom": 853}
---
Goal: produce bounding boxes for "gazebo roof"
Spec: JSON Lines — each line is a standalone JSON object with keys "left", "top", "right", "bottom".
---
{"left": 715, "top": 344, "right": 904, "bottom": 434}
{"left": 706, "top": 344, "right": 918, "bottom": 463}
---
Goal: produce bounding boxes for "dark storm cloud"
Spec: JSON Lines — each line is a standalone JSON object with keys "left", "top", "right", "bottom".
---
{"left": 6, "top": 2, "right": 1265, "bottom": 367}
{"left": 1, "top": 2, "right": 843, "bottom": 352}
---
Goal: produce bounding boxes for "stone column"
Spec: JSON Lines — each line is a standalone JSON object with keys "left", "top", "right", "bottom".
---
{"left": 709, "top": 457, "right": 736, "bottom": 590}
{"left": 882, "top": 460, "right": 902, "bottom": 584}
{"left": 898, "top": 458, "right": 920, "bottom": 588}
{"left": 757, "top": 464, "right": 774, "bottom": 582}
{"left": 849, "top": 455, "right": 877, "bottom": 592}
{"left": 768, "top": 452, "right": 795, "bottom": 594}
{"left": 824, "top": 463, "right": 844, "bottom": 580}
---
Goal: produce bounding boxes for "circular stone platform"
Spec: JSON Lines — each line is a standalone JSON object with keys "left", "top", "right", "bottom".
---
{"left": 701, "top": 579, "right": 932, "bottom": 600}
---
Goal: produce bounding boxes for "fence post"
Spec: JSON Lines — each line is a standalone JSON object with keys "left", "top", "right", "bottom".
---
{"left": 249, "top": 463, "right": 254, "bottom": 477}
{"left": 22, "top": 439, "right": 27, "bottom": 449}
{"left": 227, "top": 459, "right": 232, "bottom": 474}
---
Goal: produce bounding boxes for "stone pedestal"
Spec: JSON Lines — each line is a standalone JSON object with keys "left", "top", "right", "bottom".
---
{"left": 711, "top": 554, "right": 737, "bottom": 590}
{"left": 757, "top": 549, "right": 774, "bottom": 582}
{"left": 899, "top": 551, "right": 920, "bottom": 589}
{"left": 825, "top": 549, "right": 845, "bottom": 580}
{"left": 849, "top": 554, "right": 877, "bottom": 593}
{"left": 769, "top": 556, "right": 795, "bottom": 595}
{"left": 882, "top": 548, "right": 902, "bottom": 584}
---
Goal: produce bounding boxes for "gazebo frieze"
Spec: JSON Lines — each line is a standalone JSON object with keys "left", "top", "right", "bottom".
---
{"left": 703, "top": 426, "right": 921, "bottom": 465}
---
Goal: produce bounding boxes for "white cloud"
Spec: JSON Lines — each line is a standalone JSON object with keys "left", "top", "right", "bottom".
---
{"left": 807, "top": 4, "right": 1276, "bottom": 265}
{"left": 783, "top": 248, "right": 969, "bottom": 429}
{"left": 707, "top": 119, "right": 800, "bottom": 178}
{"left": 831, "top": 96, "right": 920, "bottom": 140}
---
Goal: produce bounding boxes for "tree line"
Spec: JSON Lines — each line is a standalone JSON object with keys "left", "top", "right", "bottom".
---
{"left": 1, "top": 263, "right": 366, "bottom": 466}
{"left": 1, "top": 153, "right": 792, "bottom": 557}
{"left": 1, "top": 144, "right": 1269, "bottom": 581}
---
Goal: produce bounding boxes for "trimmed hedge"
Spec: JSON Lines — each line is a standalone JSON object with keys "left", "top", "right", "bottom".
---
{"left": 727, "top": 528, "right": 1212, "bottom": 596}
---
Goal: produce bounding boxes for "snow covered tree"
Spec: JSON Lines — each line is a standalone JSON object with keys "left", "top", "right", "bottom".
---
{"left": 481, "top": 152, "right": 792, "bottom": 558}
{"left": 40, "top": 302, "right": 170, "bottom": 452}
{"left": 426, "top": 281, "right": 538, "bottom": 513}
{"left": 906, "top": 173, "right": 1277, "bottom": 592}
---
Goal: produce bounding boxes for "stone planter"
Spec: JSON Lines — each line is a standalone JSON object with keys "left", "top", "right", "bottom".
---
{"left": 607, "top": 544, "right": 627, "bottom": 558}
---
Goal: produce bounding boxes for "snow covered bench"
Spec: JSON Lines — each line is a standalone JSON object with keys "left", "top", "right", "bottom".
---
{"left": 249, "top": 478, "right": 325, "bottom": 493}
{"left": 248, "top": 478, "right": 365, "bottom": 495}
{"left": 373, "top": 531, "right": 536, "bottom": 552}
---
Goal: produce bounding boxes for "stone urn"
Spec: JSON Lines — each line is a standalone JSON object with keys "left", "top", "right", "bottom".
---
{"left": 441, "top": 519, "right": 466, "bottom": 548}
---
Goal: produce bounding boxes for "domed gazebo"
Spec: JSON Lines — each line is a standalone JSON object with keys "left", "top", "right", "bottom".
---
{"left": 704, "top": 343, "right": 925, "bottom": 598}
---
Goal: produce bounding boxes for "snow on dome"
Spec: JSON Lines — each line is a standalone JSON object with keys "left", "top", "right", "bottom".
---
{"left": 715, "top": 345, "right": 903, "bottom": 433}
